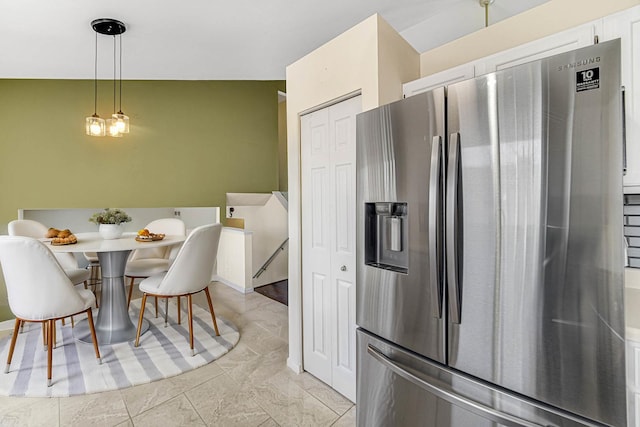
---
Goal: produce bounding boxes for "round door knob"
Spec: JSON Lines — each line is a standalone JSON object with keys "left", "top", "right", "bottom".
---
{"left": 340, "top": 265, "right": 347, "bottom": 272}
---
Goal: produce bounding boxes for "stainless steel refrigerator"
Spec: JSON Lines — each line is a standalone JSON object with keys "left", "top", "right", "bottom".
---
{"left": 356, "top": 40, "right": 626, "bottom": 426}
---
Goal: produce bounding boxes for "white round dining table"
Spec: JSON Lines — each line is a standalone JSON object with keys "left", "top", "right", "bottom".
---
{"left": 46, "top": 232, "right": 186, "bottom": 345}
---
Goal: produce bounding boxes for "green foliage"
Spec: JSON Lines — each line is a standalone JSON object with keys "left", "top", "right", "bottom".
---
{"left": 89, "top": 208, "right": 132, "bottom": 225}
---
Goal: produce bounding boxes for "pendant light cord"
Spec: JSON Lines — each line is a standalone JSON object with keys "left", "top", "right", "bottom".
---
{"left": 94, "top": 31, "right": 98, "bottom": 115}
{"left": 119, "top": 34, "right": 123, "bottom": 112}
{"left": 113, "top": 35, "right": 117, "bottom": 113}
{"left": 485, "top": 3, "right": 489, "bottom": 27}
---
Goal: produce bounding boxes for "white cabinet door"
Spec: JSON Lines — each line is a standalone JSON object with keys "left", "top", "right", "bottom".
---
{"left": 301, "top": 107, "right": 332, "bottom": 386}
{"left": 603, "top": 5, "right": 640, "bottom": 190}
{"left": 403, "top": 63, "right": 475, "bottom": 98}
{"left": 301, "top": 95, "right": 361, "bottom": 401}
{"left": 476, "top": 23, "right": 597, "bottom": 74}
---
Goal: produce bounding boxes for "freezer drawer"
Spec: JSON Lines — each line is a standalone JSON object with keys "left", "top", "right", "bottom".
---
{"left": 357, "top": 329, "right": 602, "bottom": 427}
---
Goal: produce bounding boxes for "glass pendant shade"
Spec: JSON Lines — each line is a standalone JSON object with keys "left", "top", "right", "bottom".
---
{"left": 86, "top": 114, "right": 106, "bottom": 136}
{"left": 112, "top": 111, "right": 129, "bottom": 133}
{"left": 106, "top": 118, "right": 123, "bottom": 137}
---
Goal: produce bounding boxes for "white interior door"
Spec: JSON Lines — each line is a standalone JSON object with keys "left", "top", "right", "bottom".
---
{"left": 301, "top": 106, "right": 332, "bottom": 386}
{"left": 301, "top": 95, "right": 361, "bottom": 401}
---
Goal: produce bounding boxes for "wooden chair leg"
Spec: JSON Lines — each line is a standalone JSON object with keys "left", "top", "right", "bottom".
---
{"left": 164, "top": 297, "right": 169, "bottom": 327}
{"left": 93, "top": 277, "right": 100, "bottom": 309}
{"left": 204, "top": 287, "right": 220, "bottom": 336}
{"left": 135, "top": 294, "right": 148, "bottom": 347}
{"left": 61, "top": 318, "right": 65, "bottom": 326}
{"left": 53, "top": 320, "right": 57, "bottom": 349}
{"left": 127, "top": 276, "right": 135, "bottom": 309}
{"left": 5, "top": 319, "right": 21, "bottom": 373}
{"left": 42, "top": 322, "right": 47, "bottom": 350}
{"left": 71, "top": 316, "right": 75, "bottom": 328}
{"left": 177, "top": 297, "right": 181, "bottom": 325}
{"left": 47, "top": 319, "right": 53, "bottom": 387}
{"left": 86, "top": 308, "right": 101, "bottom": 364}
{"left": 155, "top": 296, "right": 158, "bottom": 318}
{"left": 84, "top": 280, "right": 88, "bottom": 290}
{"left": 188, "top": 294, "right": 194, "bottom": 356}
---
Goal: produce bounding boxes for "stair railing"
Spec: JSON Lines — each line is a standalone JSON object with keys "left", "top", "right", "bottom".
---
{"left": 253, "top": 238, "right": 289, "bottom": 279}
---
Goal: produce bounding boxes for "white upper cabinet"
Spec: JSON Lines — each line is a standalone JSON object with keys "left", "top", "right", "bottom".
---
{"left": 603, "top": 6, "right": 640, "bottom": 191}
{"left": 476, "top": 23, "right": 598, "bottom": 75}
{"left": 404, "top": 23, "right": 597, "bottom": 99}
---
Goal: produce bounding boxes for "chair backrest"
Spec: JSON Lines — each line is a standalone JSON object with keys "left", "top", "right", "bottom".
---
{"left": 8, "top": 219, "right": 79, "bottom": 270}
{"left": 156, "top": 223, "right": 222, "bottom": 295}
{"left": 129, "top": 218, "right": 187, "bottom": 261}
{"left": 0, "top": 236, "right": 91, "bottom": 320}
{"left": 8, "top": 219, "right": 48, "bottom": 238}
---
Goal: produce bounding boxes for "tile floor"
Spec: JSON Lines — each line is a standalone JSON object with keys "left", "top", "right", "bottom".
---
{"left": 0, "top": 282, "right": 356, "bottom": 427}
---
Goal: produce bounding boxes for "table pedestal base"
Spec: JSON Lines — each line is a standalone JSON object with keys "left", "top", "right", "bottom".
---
{"left": 74, "top": 250, "right": 149, "bottom": 345}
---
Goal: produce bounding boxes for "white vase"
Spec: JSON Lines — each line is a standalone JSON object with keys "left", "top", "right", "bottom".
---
{"left": 99, "top": 223, "right": 124, "bottom": 240}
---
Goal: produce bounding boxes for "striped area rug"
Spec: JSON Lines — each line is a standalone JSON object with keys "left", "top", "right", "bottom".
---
{"left": 0, "top": 298, "right": 239, "bottom": 397}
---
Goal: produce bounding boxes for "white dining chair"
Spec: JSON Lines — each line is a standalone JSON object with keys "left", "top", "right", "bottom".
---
{"left": 0, "top": 236, "right": 101, "bottom": 387}
{"left": 134, "top": 223, "right": 222, "bottom": 355}
{"left": 125, "top": 218, "right": 186, "bottom": 313}
{"left": 8, "top": 219, "right": 93, "bottom": 326}
{"left": 8, "top": 220, "right": 91, "bottom": 288}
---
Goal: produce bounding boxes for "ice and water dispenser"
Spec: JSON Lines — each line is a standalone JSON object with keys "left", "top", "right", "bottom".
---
{"left": 364, "top": 202, "right": 408, "bottom": 274}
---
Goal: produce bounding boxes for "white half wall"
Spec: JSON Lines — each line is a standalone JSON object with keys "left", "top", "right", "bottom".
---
{"left": 215, "top": 227, "right": 253, "bottom": 293}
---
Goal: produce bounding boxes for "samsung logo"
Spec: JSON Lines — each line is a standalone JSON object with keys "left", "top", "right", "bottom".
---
{"left": 557, "top": 56, "right": 601, "bottom": 71}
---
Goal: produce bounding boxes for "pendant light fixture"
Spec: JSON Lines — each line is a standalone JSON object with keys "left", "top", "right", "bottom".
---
{"left": 86, "top": 18, "right": 127, "bottom": 137}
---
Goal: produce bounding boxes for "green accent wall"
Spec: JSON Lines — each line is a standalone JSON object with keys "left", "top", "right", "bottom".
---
{"left": 0, "top": 79, "right": 285, "bottom": 322}
{"left": 278, "top": 100, "right": 288, "bottom": 191}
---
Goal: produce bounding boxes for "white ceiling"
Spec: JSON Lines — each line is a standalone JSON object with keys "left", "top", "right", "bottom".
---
{"left": 0, "top": 0, "right": 548, "bottom": 80}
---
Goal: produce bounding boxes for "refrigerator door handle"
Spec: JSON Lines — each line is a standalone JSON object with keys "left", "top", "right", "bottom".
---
{"left": 446, "top": 132, "right": 462, "bottom": 324}
{"left": 367, "top": 344, "right": 544, "bottom": 427}
{"left": 429, "top": 135, "right": 442, "bottom": 318}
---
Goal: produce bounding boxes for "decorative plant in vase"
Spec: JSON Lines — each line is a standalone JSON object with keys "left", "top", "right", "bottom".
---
{"left": 89, "top": 208, "right": 132, "bottom": 239}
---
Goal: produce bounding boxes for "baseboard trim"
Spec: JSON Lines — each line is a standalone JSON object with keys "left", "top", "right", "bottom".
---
{"left": 287, "top": 357, "right": 303, "bottom": 374}
{"left": 213, "top": 276, "right": 254, "bottom": 294}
